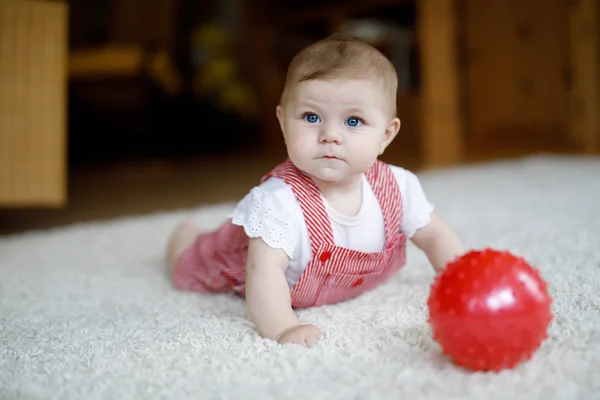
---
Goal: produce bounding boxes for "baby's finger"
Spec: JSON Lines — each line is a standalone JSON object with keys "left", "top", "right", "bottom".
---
{"left": 293, "top": 336, "right": 309, "bottom": 347}
{"left": 305, "top": 333, "right": 320, "bottom": 348}
{"left": 304, "top": 336, "right": 315, "bottom": 348}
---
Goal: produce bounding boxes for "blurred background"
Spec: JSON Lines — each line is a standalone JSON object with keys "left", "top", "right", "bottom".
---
{"left": 0, "top": 0, "right": 598, "bottom": 235}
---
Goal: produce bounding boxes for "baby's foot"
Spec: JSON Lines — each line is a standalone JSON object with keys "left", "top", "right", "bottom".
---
{"left": 166, "top": 219, "right": 198, "bottom": 273}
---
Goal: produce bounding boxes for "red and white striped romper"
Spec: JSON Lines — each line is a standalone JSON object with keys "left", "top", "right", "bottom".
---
{"left": 172, "top": 158, "right": 407, "bottom": 308}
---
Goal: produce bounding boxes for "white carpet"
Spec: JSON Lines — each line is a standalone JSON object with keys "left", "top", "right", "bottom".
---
{"left": 1, "top": 155, "right": 599, "bottom": 400}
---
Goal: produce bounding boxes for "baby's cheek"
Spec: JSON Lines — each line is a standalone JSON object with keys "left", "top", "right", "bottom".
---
{"left": 353, "top": 143, "right": 381, "bottom": 168}
{"left": 354, "top": 138, "right": 379, "bottom": 155}
{"left": 287, "top": 136, "right": 308, "bottom": 155}
{"left": 286, "top": 142, "right": 312, "bottom": 169}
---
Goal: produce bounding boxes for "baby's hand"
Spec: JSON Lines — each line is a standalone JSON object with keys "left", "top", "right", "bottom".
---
{"left": 275, "top": 324, "right": 324, "bottom": 347}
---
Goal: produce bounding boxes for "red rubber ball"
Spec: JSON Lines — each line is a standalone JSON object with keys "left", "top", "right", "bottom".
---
{"left": 427, "top": 248, "right": 553, "bottom": 372}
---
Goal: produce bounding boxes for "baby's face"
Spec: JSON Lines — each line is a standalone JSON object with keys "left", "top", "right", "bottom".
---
{"left": 276, "top": 78, "right": 399, "bottom": 186}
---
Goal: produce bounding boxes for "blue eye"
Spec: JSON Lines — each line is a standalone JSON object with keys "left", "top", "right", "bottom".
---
{"left": 304, "top": 113, "right": 320, "bottom": 123}
{"left": 346, "top": 117, "right": 361, "bottom": 127}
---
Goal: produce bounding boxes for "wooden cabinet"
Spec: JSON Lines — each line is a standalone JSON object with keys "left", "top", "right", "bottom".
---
{"left": 462, "top": 0, "right": 598, "bottom": 157}
{"left": 0, "top": 0, "right": 68, "bottom": 207}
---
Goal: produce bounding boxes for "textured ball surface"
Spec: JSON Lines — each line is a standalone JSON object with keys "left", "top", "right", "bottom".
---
{"left": 427, "top": 249, "right": 553, "bottom": 372}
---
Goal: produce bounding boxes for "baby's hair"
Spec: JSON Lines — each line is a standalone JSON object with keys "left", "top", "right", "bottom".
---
{"left": 280, "top": 33, "right": 398, "bottom": 118}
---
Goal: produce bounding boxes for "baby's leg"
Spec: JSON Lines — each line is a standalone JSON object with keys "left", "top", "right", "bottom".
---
{"left": 166, "top": 219, "right": 199, "bottom": 274}
{"left": 166, "top": 218, "right": 246, "bottom": 294}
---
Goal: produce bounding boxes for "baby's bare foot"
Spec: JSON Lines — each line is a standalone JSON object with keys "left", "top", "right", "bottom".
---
{"left": 166, "top": 220, "right": 198, "bottom": 273}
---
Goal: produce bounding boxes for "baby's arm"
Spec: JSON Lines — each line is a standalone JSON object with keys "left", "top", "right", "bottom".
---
{"left": 245, "top": 237, "right": 298, "bottom": 338}
{"left": 411, "top": 212, "right": 464, "bottom": 273}
{"left": 245, "top": 237, "right": 323, "bottom": 347}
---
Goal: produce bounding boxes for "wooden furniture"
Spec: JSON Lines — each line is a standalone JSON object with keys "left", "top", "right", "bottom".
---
{"left": 568, "top": 0, "right": 599, "bottom": 154}
{"left": 0, "top": 0, "right": 68, "bottom": 207}
{"left": 462, "top": 0, "right": 599, "bottom": 161}
{"left": 68, "top": 0, "right": 182, "bottom": 95}
{"left": 418, "top": 0, "right": 463, "bottom": 167}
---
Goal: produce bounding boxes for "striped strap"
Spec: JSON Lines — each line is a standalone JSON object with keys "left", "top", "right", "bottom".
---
{"left": 365, "top": 160, "right": 403, "bottom": 249}
{"left": 261, "top": 159, "right": 334, "bottom": 255}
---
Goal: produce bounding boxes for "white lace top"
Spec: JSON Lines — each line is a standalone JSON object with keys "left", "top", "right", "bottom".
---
{"left": 229, "top": 164, "right": 434, "bottom": 288}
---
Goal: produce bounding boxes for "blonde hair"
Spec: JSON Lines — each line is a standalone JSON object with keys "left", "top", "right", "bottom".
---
{"left": 280, "top": 34, "right": 398, "bottom": 118}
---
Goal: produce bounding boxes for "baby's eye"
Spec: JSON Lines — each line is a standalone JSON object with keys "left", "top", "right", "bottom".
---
{"left": 304, "top": 113, "right": 320, "bottom": 123}
{"left": 346, "top": 117, "right": 362, "bottom": 127}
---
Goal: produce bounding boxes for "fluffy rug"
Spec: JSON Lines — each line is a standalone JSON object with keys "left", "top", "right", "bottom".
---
{"left": 1, "top": 155, "right": 599, "bottom": 400}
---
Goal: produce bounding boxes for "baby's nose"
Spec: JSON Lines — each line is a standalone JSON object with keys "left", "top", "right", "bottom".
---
{"left": 319, "top": 126, "right": 342, "bottom": 144}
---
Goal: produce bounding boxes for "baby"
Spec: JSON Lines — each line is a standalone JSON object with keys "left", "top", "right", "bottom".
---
{"left": 166, "top": 34, "right": 464, "bottom": 348}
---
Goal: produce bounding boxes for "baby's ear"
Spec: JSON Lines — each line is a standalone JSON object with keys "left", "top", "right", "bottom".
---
{"left": 276, "top": 105, "right": 285, "bottom": 133}
{"left": 379, "top": 117, "right": 401, "bottom": 154}
{"left": 387, "top": 117, "right": 401, "bottom": 137}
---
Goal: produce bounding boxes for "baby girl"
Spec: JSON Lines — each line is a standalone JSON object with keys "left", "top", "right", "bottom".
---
{"left": 166, "top": 34, "right": 464, "bottom": 347}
